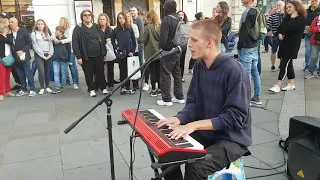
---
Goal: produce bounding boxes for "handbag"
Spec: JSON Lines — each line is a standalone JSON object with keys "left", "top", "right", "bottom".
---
{"left": 315, "top": 32, "right": 320, "bottom": 41}
{"left": 0, "top": 54, "right": 15, "bottom": 66}
{"left": 105, "top": 41, "right": 116, "bottom": 62}
{"left": 127, "top": 56, "right": 141, "bottom": 80}
{"left": 115, "top": 48, "right": 127, "bottom": 59}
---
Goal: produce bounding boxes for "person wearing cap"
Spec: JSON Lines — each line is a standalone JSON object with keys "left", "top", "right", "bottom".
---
{"left": 50, "top": 26, "right": 71, "bottom": 94}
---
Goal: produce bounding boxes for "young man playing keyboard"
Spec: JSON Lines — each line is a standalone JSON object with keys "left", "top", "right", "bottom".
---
{"left": 157, "top": 19, "right": 252, "bottom": 180}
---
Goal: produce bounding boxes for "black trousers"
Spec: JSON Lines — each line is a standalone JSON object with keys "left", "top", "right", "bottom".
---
{"left": 82, "top": 57, "right": 106, "bottom": 91}
{"left": 162, "top": 132, "right": 248, "bottom": 180}
{"left": 278, "top": 57, "right": 295, "bottom": 81}
{"left": 160, "top": 53, "right": 184, "bottom": 102}
{"left": 12, "top": 64, "right": 21, "bottom": 84}
{"left": 144, "top": 66, "right": 150, "bottom": 84}
{"left": 149, "top": 60, "right": 160, "bottom": 90}
{"left": 188, "top": 58, "right": 196, "bottom": 70}
{"left": 118, "top": 57, "right": 132, "bottom": 89}
{"left": 179, "top": 47, "right": 187, "bottom": 77}
{"left": 107, "top": 61, "right": 114, "bottom": 88}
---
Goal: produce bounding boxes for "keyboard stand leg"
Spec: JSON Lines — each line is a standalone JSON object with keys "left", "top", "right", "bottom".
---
{"left": 151, "top": 163, "right": 181, "bottom": 180}
{"left": 148, "top": 149, "right": 160, "bottom": 177}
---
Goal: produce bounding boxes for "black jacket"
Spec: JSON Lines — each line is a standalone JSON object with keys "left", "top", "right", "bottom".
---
{"left": 7, "top": 27, "right": 32, "bottom": 61}
{"left": 221, "top": 17, "right": 232, "bottom": 51}
{"left": 306, "top": 6, "right": 320, "bottom": 26}
{"left": 278, "top": 15, "right": 306, "bottom": 59}
{"left": 159, "top": 0, "right": 179, "bottom": 51}
{"left": 0, "top": 34, "right": 18, "bottom": 60}
{"left": 52, "top": 35, "right": 71, "bottom": 62}
{"left": 72, "top": 23, "right": 107, "bottom": 61}
{"left": 237, "top": 8, "right": 258, "bottom": 50}
{"left": 111, "top": 27, "right": 136, "bottom": 54}
{"left": 104, "top": 26, "right": 113, "bottom": 39}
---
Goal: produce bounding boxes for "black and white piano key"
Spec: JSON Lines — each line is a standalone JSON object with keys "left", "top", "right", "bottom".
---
{"left": 147, "top": 109, "right": 204, "bottom": 150}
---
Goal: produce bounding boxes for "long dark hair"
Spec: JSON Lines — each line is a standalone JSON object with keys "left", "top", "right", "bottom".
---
{"left": 284, "top": 0, "right": 307, "bottom": 19}
{"left": 214, "top": 1, "right": 229, "bottom": 26}
{"left": 116, "top": 12, "right": 130, "bottom": 29}
{"left": 177, "top": 10, "right": 188, "bottom": 24}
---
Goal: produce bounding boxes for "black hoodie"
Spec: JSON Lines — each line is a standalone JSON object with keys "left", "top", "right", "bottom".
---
{"left": 159, "top": 0, "right": 179, "bottom": 51}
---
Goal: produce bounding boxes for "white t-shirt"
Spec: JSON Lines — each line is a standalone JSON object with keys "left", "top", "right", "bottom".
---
{"left": 5, "top": 44, "right": 11, "bottom": 56}
{"left": 12, "top": 31, "right": 17, "bottom": 45}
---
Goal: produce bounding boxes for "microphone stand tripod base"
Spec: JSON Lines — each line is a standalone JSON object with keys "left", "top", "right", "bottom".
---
{"left": 104, "top": 97, "right": 115, "bottom": 180}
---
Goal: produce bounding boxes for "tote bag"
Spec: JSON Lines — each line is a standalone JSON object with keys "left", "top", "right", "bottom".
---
{"left": 105, "top": 41, "right": 116, "bottom": 62}
{"left": 127, "top": 56, "right": 141, "bottom": 80}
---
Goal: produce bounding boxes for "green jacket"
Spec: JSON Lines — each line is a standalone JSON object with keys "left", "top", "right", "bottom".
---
{"left": 142, "top": 24, "right": 160, "bottom": 60}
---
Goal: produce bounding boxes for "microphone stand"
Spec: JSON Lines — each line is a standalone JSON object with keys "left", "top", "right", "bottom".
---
{"left": 64, "top": 49, "right": 163, "bottom": 180}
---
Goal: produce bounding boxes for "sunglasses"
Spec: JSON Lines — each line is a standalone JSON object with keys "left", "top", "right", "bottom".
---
{"left": 83, "top": 14, "right": 91, "bottom": 17}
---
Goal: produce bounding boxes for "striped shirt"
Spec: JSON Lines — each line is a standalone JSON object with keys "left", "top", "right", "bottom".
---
{"left": 267, "top": 12, "right": 284, "bottom": 34}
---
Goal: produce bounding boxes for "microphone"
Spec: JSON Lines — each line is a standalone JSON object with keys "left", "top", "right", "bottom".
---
{"left": 159, "top": 46, "right": 182, "bottom": 59}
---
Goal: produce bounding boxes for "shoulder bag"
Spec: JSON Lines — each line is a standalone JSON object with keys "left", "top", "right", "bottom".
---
{"left": 0, "top": 54, "right": 15, "bottom": 66}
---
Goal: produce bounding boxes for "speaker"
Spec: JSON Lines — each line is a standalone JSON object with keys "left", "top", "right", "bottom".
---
{"left": 284, "top": 116, "right": 320, "bottom": 180}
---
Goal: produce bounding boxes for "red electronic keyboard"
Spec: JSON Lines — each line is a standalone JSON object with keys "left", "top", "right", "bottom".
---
{"left": 122, "top": 108, "right": 207, "bottom": 163}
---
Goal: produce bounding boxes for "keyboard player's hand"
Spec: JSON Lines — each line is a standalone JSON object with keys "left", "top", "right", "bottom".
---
{"left": 156, "top": 117, "right": 180, "bottom": 129}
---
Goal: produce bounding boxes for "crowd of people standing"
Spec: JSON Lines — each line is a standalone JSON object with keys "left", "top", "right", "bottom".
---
{"left": 0, "top": 0, "right": 315, "bottom": 108}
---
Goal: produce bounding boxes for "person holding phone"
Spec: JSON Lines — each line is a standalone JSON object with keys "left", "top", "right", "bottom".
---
{"left": 31, "top": 19, "right": 54, "bottom": 95}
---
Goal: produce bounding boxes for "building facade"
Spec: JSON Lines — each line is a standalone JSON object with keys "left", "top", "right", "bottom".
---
{"left": 30, "top": 0, "right": 310, "bottom": 34}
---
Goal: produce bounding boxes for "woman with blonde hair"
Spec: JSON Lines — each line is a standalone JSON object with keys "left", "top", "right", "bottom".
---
{"left": 31, "top": 19, "right": 54, "bottom": 95}
{"left": 0, "top": 22, "right": 16, "bottom": 100}
{"left": 124, "top": 11, "right": 139, "bottom": 91}
{"left": 98, "top": 13, "right": 114, "bottom": 90}
{"left": 143, "top": 10, "right": 161, "bottom": 97}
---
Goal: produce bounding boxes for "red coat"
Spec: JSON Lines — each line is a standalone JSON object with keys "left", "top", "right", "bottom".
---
{"left": 310, "top": 15, "right": 320, "bottom": 45}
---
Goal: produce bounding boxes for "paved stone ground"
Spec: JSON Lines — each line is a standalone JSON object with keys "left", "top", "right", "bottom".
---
{"left": 1, "top": 46, "right": 314, "bottom": 180}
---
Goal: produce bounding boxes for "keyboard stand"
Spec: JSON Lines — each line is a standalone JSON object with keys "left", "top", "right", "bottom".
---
{"left": 148, "top": 149, "right": 212, "bottom": 180}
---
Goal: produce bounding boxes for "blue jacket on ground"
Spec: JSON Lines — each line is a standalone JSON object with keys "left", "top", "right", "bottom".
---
{"left": 176, "top": 53, "right": 252, "bottom": 147}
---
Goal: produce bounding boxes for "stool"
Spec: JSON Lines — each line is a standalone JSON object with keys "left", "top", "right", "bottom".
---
{"left": 208, "top": 157, "right": 246, "bottom": 180}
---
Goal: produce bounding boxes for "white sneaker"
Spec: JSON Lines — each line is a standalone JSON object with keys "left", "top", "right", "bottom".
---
{"left": 16, "top": 90, "right": 28, "bottom": 97}
{"left": 102, "top": 89, "right": 108, "bottom": 95}
{"left": 281, "top": 84, "right": 296, "bottom": 91}
{"left": 46, "top": 87, "right": 52, "bottom": 93}
{"left": 142, "top": 83, "right": 149, "bottom": 91}
{"left": 39, "top": 89, "right": 45, "bottom": 95}
{"left": 157, "top": 100, "right": 173, "bottom": 106}
{"left": 90, "top": 90, "right": 96, "bottom": 97}
{"left": 29, "top": 91, "right": 36, "bottom": 97}
{"left": 269, "top": 85, "right": 280, "bottom": 93}
{"left": 73, "top": 84, "right": 79, "bottom": 90}
{"left": 171, "top": 97, "right": 186, "bottom": 104}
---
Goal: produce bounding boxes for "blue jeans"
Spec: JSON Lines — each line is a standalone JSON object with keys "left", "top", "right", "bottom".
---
{"left": 239, "top": 47, "right": 261, "bottom": 97}
{"left": 310, "top": 44, "right": 320, "bottom": 73}
{"left": 52, "top": 61, "right": 68, "bottom": 88}
{"left": 66, "top": 54, "right": 79, "bottom": 85}
{"left": 220, "top": 43, "right": 226, "bottom": 53}
{"left": 257, "top": 41, "right": 262, "bottom": 75}
{"left": 305, "top": 35, "right": 311, "bottom": 70}
{"left": 50, "top": 59, "right": 54, "bottom": 81}
{"left": 16, "top": 60, "right": 35, "bottom": 91}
